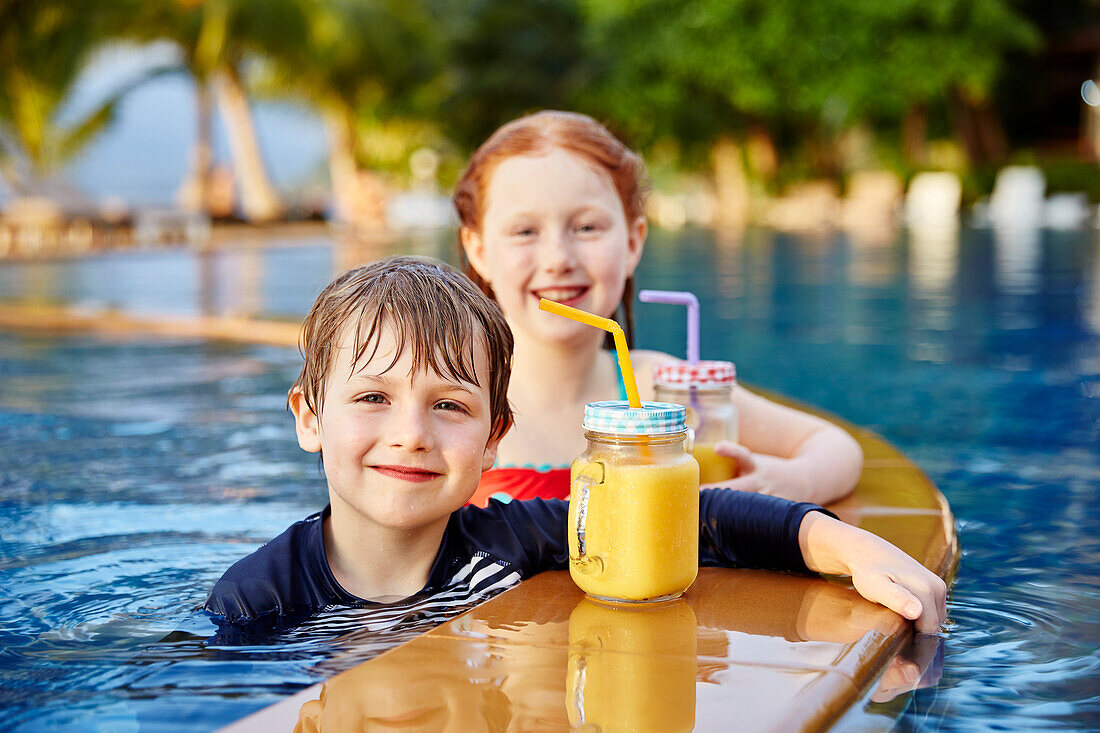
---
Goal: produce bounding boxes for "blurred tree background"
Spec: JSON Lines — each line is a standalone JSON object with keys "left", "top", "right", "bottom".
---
{"left": 0, "top": 0, "right": 1096, "bottom": 223}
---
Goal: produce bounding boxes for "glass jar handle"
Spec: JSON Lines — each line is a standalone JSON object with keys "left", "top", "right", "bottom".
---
{"left": 571, "top": 462, "right": 604, "bottom": 567}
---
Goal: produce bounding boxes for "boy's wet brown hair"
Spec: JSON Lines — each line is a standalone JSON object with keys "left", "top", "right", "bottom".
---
{"left": 291, "top": 255, "right": 514, "bottom": 441}
{"left": 453, "top": 110, "right": 648, "bottom": 347}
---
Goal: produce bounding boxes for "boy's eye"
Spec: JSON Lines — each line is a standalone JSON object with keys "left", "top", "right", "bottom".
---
{"left": 510, "top": 226, "right": 536, "bottom": 238}
{"left": 435, "top": 400, "right": 467, "bottom": 413}
{"left": 357, "top": 393, "right": 386, "bottom": 404}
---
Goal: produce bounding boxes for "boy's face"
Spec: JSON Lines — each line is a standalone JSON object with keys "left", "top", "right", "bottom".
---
{"left": 290, "top": 319, "right": 500, "bottom": 532}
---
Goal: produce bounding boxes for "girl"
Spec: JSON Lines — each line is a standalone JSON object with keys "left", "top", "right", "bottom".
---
{"left": 456, "top": 111, "right": 863, "bottom": 507}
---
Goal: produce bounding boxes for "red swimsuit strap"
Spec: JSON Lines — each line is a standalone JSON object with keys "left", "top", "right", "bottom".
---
{"left": 468, "top": 467, "right": 571, "bottom": 507}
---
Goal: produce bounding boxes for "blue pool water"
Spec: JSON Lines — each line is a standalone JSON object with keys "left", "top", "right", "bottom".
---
{"left": 1, "top": 225, "right": 1098, "bottom": 730}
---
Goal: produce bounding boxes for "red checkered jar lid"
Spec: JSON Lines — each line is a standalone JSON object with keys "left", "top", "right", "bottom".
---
{"left": 653, "top": 360, "right": 736, "bottom": 387}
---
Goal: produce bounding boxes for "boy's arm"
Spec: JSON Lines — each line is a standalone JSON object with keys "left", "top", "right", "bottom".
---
{"left": 460, "top": 499, "right": 571, "bottom": 577}
{"left": 798, "top": 512, "right": 948, "bottom": 634}
{"left": 698, "top": 489, "right": 835, "bottom": 573}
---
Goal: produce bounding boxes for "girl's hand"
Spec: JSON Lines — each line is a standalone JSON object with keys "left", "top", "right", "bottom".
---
{"left": 700, "top": 442, "right": 799, "bottom": 497}
{"left": 699, "top": 441, "right": 760, "bottom": 490}
{"left": 799, "top": 513, "right": 948, "bottom": 634}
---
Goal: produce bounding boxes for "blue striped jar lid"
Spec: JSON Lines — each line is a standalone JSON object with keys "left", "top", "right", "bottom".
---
{"left": 583, "top": 400, "right": 688, "bottom": 436}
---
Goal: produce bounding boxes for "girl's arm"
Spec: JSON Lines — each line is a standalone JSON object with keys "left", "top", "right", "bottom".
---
{"left": 713, "top": 385, "right": 863, "bottom": 504}
{"left": 798, "top": 511, "right": 948, "bottom": 634}
{"left": 635, "top": 352, "right": 862, "bottom": 504}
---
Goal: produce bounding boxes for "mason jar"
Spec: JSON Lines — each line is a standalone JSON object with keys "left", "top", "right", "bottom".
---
{"left": 568, "top": 400, "right": 699, "bottom": 604}
{"left": 653, "top": 361, "right": 739, "bottom": 484}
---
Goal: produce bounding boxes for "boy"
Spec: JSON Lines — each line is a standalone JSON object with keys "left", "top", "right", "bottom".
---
{"left": 205, "top": 256, "right": 946, "bottom": 636}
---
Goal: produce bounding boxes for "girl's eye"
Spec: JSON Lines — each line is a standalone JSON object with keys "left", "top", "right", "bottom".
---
{"left": 511, "top": 226, "right": 536, "bottom": 238}
{"left": 577, "top": 222, "right": 603, "bottom": 234}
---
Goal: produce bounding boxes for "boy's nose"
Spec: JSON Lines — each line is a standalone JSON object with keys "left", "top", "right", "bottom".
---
{"left": 388, "top": 407, "right": 433, "bottom": 452}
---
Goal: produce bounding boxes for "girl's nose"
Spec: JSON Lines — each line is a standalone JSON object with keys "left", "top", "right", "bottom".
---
{"left": 539, "top": 227, "right": 577, "bottom": 273}
{"left": 389, "top": 407, "right": 433, "bottom": 452}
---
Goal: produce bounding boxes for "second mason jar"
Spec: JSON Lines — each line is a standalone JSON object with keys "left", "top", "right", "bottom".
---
{"left": 568, "top": 400, "right": 700, "bottom": 604}
{"left": 653, "top": 361, "right": 739, "bottom": 483}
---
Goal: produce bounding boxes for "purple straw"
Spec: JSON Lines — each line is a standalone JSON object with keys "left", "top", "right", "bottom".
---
{"left": 638, "top": 290, "right": 700, "bottom": 364}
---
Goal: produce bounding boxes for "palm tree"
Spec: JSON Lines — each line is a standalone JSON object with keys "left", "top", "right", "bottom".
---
{"left": 255, "top": 0, "right": 441, "bottom": 228}
{"left": 0, "top": 0, "right": 165, "bottom": 197}
{"left": 126, "top": 0, "right": 300, "bottom": 223}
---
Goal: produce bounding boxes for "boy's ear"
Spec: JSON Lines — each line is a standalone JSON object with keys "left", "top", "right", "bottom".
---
{"left": 461, "top": 227, "right": 491, "bottom": 284}
{"left": 288, "top": 386, "right": 322, "bottom": 453}
{"left": 625, "top": 215, "right": 647, "bottom": 277}
{"left": 481, "top": 427, "right": 504, "bottom": 472}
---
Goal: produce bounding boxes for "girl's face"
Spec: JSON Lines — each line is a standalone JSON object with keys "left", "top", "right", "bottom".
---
{"left": 462, "top": 148, "right": 646, "bottom": 346}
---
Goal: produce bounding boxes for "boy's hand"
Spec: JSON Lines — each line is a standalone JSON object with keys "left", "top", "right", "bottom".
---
{"left": 798, "top": 512, "right": 948, "bottom": 635}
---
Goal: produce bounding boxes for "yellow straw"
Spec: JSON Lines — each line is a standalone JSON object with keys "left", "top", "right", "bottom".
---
{"left": 538, "top": 299, "right": 642, "bottom": 408}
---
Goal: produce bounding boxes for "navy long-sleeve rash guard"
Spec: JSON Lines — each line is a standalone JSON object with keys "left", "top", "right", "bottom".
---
{"left": 204, "top": 490, "right": 832, "bottom": 630}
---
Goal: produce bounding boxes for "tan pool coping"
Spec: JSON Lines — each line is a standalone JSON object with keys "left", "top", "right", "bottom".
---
{"left": 0, "top": 303, "right": 303, "bottom": 347}
{"left": 0, "top": 305, "right": 958, "bottom": 732}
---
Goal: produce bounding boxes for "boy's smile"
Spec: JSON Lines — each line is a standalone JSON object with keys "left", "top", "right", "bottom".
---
{"left": 370, "top": 465, "right": 443, "bottom": 482}
{"left": 290, "top": 319, "right": 500, "bottom": 533}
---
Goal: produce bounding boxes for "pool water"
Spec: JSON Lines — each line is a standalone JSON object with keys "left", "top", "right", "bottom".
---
{"left": 1, "top": 225, "right": 1098, "bottom": 731}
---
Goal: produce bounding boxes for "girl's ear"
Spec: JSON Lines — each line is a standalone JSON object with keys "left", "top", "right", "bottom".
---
{"left": 625, "top": 215, "right": 647, "bottom": 276}
{"left": 288, "top": 386, "right": 322, "bottom": 453}
{"left": 460, "top": 227, "right": 492, "bottom": 285}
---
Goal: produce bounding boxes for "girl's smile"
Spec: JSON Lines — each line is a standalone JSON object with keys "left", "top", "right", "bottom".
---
{"left": 530, "top": 285, "right": 589, "bottom": 307}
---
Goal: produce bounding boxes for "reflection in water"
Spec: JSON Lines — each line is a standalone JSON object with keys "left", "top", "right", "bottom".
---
{"left": 908, "top": 225, "right": 958, "bottom": 296}
{"left": 907, "top": 224, "right": 959, "bottom": 363}
{"left": 197, "top": 247, "right": 262, "bottom": 317}
{"left": 848, "top": 238, "right": 900, "bottom": 288}
{"left": 293, "top": 640, "right": 514, "bottom": 733}
{"left": 567, "top": 599, "right": 697, "bottom": 733}
{"left": 870, "top": 633, "right": 944, "bottom": 705}
{"left": 743, "top": 229, "right": 775, "bottom": 323}
{"left": 0, "top": 230, "right": 457, "bottom": 322}
{"left": 1087, "top": 229, "right": 1100, "bottom": 334}
{"left": 331, "top": 231, "right": 398, "bottom": 275}
{"left": 993, "top": 225, "right": 1042, "bottom": 296}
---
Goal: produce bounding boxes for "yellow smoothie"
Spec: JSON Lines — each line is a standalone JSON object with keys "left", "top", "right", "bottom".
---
{"left": 567, "top": 598, "right": 697, "bottom": 732}
{"left": 692, "top": 442, "right": 738, "bottom": 483}
{"left": 568, "top": 451, "right": 699, "bottom": 602}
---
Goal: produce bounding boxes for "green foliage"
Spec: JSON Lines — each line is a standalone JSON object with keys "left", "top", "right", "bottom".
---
{"left": 0, "top": 0, "right": 1066, "bottom": 195}
{"left": 261, "top": 0, "right": 439, "bottom": 110}
{"left": 436, "top": 0, "right": 591, "bottom": 151}
{"left": 252, "top": 0, "right": 444, "bottom": 168}
{"left": 0, "top": 0, "right": 150, "bottom": 174}
{"left": 1039, "top": 159, "right": 1100, "bottom": 200}
{"left": 122, "top": 0, "right": 310, "bottom": 82}
{"left": 575, "top": 0, "right": 1041, "bottom": 174}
